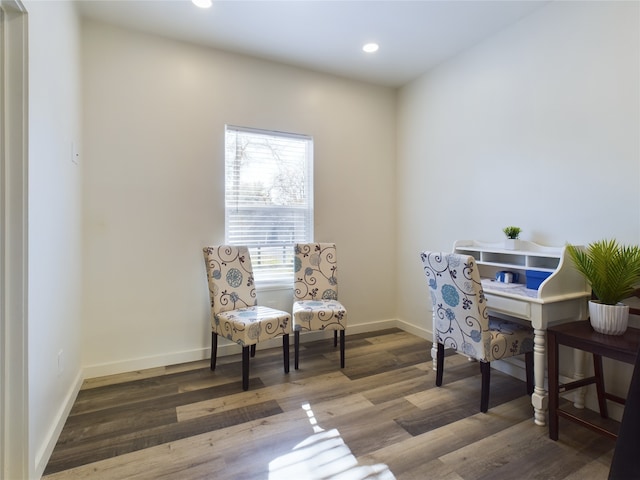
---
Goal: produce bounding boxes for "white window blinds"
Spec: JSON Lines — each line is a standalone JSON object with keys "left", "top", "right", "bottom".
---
{"left": 225, "top": 125, "right": 314, "bottom": 286}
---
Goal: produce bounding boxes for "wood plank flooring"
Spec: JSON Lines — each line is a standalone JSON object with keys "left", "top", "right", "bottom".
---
{"left": 43, "top": 329, "right": 617, "bottom": 479}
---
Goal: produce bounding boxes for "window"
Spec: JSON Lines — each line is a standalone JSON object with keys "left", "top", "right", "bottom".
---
{"left": 225, "top": 125, "right": 313, "bottom": 286}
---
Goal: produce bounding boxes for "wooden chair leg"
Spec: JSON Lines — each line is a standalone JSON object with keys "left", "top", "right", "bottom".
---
{"left": 242, "top": 346, "right": 250, "bottom": 391}
{"left": 294, "top": 330, "right": 300, "bottom": 370}
{"left": 525, "top": 350, "right": 534, "bottom": 395}
{"left": 334, "top": 330, "right": 338, "bottom": 347}
{"left": 480, "top": 361, "right": 491, "bottom": 413}
{"left": 593, "top": 353, "right": 609, "bottom": 418}
{"left": 283, "top": 334, "right": 290, "bottom": 374}
{"left": 435, "top": 342, "right": 444, "bottom": 386}
{"left": 210, "top": 332, "right": 218, "bottom": 371}
{"left": 250, "top": 344, "right": 256, "bottom": 358}
{"left": 339, "top": 330, "right": 345, "bottom": 368}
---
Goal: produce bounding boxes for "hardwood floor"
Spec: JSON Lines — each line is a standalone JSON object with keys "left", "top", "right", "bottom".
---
{"left": 43, "top": 329, "right": 617, "bottom": 479}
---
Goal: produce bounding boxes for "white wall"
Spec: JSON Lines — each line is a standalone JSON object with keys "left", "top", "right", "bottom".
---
{"left": 397, "top": 1, "right": 639, "bottom": 406}
{"left": 2, "top": 2, "right": 28, "bottom": 478}
{"left": 26, "top": 0, "right": 84, "bottom": 477}
{"left": 24, "top": 3, "right": 639, "bottom": 473}
{"left": 81, "top": 20, "right": 397, "bottom": 377}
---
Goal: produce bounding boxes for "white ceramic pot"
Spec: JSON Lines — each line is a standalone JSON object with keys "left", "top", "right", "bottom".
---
{"left": 588, "top": 300, "right": 629, "bottom": 335}
{"left": 504, "top": 239, "right": 521, "bottom": 250}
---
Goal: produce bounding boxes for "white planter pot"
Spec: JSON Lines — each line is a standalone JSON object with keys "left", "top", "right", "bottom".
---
{"left": 504, "top": 239, "right": 522, "bottom": 250}
{"left": 588, "top": 300, "right": 629, "bottom": 335}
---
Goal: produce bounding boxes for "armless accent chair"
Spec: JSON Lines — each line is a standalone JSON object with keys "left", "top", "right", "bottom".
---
{"left": 203, "top": 245, "right": 291, "bottom": 391}
{"left": 293, "top": 243, "right": 347, "bottom": 369}
{"left": 420, "top": 251, "right": 535, "bottom": 413}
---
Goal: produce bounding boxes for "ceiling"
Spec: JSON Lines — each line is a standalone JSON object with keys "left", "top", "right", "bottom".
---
{"left": 76, "top": 0, "right": 549, "bottom": 88}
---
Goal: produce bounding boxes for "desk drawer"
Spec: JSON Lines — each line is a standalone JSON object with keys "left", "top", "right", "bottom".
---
{"left": 486, "top": 294, "right": 531, "bottom": 319}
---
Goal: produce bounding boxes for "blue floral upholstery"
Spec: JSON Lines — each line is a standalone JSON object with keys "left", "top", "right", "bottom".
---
{"left": 293, "top": 243, "right": 347, "bottom": 368}
{"left": 420, "top": 251, "right": 534, "bottom": 412}
{"left": 203, "top": 245, "right": 291, "bottom": 390}
{"left": 203, "top": 246, "right": 291, "bottom": 346}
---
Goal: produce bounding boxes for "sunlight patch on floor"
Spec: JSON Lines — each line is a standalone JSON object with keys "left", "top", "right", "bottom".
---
{"left": 268, "top": 403, "right": 395, "bottom": 480}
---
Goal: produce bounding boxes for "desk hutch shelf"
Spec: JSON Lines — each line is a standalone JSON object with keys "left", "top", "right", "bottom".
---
{"left": 453, "top": 239, "right": 590, "bottom": 301}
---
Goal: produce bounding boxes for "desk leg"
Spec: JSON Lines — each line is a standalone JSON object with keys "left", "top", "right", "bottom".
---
{"left": 548, "top": 329, "right": 559, "bottom": 440}
{"left": 531, "top": 328, "right": 548, "bottom": 426}
{"left": 431, "top": 343, "right": 437, "bottom": 371}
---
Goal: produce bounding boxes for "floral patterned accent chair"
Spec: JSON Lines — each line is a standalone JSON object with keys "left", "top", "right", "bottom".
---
{"left": 293, "top": 243, "right": 347, "bottom": 369}
{"left": 203, "top": 245, "right": 291, "bottom": 391}
{"left": 420, "top": 251, "right": 535, "bottom": 412}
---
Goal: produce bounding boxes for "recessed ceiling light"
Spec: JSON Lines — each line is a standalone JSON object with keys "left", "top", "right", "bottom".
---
{"left": 362, "top": 43, "right": 379, "bottom": 53}
{"left": 192, "top": 0, "right": 212, "bottom": 8}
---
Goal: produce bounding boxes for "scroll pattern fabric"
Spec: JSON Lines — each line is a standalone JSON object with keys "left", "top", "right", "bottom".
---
{"left": 293, "top": 243, "right": 347, "bottom": 332}
{"left": 420, "top": 251, "right": 533, "bottom": 362}
{"left": 203, "top": 245, "right": 290, "bottom": 346}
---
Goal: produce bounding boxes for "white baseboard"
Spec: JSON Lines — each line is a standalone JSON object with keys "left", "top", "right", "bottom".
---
{"left": 395, "top": 318, "right": 430, "bottom": 340}
{"left": 491, "top": 356, "right": 524, "bottom": 381}
{"left": 83, "top": 318, "right": 403, "bottom": 379}
{"left": 83, "top": 346, "right": 213, "bottom": 379}
{"left": 34, "top": 369, "right": 83, "bottom": 477}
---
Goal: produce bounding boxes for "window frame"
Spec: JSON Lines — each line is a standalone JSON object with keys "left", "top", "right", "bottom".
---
{"left": 224, "top": 124, "right": 314, "bottom": 288}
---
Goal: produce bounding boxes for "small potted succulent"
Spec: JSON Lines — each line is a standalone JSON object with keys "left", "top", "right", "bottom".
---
{"left": 567, "top": 239, "right": 640, "bottom": 335}
{"left": 503, "top": 226, "right": 522, "bottom": 250}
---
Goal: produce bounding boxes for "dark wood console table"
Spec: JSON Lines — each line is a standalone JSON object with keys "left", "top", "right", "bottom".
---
{"left": 547, "top": 320, "right": 640, "bottom": 441}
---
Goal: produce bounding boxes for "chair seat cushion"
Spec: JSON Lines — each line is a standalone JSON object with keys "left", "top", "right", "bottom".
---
{"left": 214, "top": 305, "right": 291, "bottom": 346}
{"left": 486, "top": 317, "right": 534, "bottom": 362}
{"left": 293, "top": 300, "right": 346, "bottom": 332}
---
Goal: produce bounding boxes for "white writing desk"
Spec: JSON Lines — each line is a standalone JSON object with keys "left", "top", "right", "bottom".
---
{"left": 448, "top": 240, "right": 591, "bottom": 426}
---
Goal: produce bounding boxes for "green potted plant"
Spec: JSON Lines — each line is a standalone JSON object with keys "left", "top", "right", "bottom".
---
{"left": 503, "top": 226, "right": 522, "bottom": 250}
{"left": 567, "top": 239, "right": 640, "bottom": 335}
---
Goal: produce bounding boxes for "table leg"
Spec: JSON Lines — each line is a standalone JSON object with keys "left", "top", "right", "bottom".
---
{"left": 573, "top": 348, "right": 586, "bottom": 409}
{"left": 531, "top": 328, "right": 548, "bottom": 426}
{"left": 593, "top": 354, "right": 609, "bottom": 418}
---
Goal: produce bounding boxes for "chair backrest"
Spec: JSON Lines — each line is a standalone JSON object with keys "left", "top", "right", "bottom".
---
{"left": 420, "top": 251, "right": 490, "bottom": 361}
{"left": 203, "top": 245, "right": 257, "bottom": 315}
{"left": 294, "top": 243, "right": 339, "bottom": 301}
